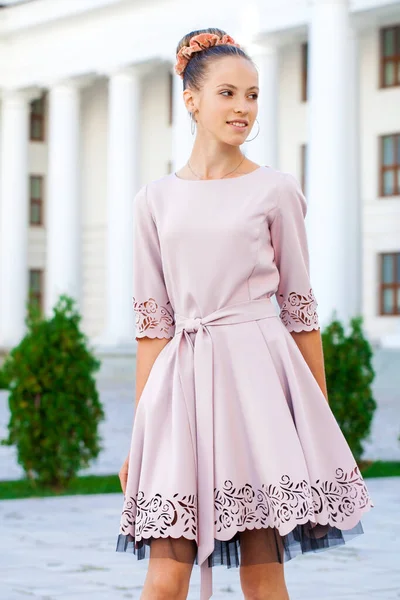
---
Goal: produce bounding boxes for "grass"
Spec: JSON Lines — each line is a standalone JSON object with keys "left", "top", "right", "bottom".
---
{"left": 0, "top": 474, "right": 122, "bottom": 500}
{"left": 0, "top": 461, "right": 399, "bottom": 501}
{"left": 357, "top": 460, "right": 400, "bottom": 478}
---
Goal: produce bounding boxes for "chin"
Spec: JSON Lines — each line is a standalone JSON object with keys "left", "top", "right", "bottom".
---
{"left": 220, "top": 137, "right": 243, "bottom": 147}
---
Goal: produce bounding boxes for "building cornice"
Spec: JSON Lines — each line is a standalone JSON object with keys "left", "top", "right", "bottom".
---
{"left": 0, "top": 0, "right": 398, "bottom": 90}
{"left": 0, "top": 0, "right": 398, "bottom": 37}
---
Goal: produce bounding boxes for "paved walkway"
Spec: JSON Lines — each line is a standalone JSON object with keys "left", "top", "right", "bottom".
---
{"left": 0, "top": 477, "right": 397, "bottom": 599}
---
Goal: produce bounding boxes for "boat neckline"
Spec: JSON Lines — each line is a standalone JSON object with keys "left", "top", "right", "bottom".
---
{"left": 173, "top": 165, "right": 267, "bottom": 182}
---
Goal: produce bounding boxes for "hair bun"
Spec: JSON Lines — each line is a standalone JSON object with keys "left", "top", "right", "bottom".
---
{"left": 175, "top": 32, "right": 241, "bottom": 78}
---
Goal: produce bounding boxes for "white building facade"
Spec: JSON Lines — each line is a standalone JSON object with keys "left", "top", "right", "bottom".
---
{"left": 0, "top": 0, "right": 399, "bottom": 351}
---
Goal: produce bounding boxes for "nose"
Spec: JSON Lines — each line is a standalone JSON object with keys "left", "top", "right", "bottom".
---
{"left": 234, "top": 106, "right": 247, "bottom": 114}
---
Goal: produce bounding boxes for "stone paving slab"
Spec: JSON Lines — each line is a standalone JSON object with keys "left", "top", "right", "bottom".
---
{"left": 0, "top": 477, "right": 398, "bottom": 599}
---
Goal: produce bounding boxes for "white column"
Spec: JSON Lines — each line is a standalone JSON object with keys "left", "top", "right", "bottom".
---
{"left": 345, "top": 28, "right": 361, "bottom": 320}
{"left": 102, "top": 66, "right": 141, "bottom": 346}
{"left": 0, "top": 89, "right": 39, "bottom": 348}
{"left": 306, "top": 0, "right": 355, "bottom": 327}
{"left": 171, "top": 66, "right": 194, "bottom": 172}
{"left": 46, "top": 79, "right": 82, "bottom": 316}
{"left": 245, "top": 43, "right": 279, "bottom": 168}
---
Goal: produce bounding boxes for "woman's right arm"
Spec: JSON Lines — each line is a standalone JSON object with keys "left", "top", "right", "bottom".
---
{"left": 135, "top": 337, "right": 171, "bottom": 411}
{"left": 131, "top": 185, "right": 176, "bottom": 412}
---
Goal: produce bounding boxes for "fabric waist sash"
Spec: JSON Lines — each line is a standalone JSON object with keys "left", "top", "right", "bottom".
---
{"left": 174, "top": 297, "right": 278, "bottom": 600}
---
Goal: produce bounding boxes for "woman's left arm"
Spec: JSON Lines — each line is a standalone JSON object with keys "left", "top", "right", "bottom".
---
{"left": 290, "top": 329, "right": 329, "bottom": 403}
{"left": 269, "top": 173, "right": 329, "bottom": 404}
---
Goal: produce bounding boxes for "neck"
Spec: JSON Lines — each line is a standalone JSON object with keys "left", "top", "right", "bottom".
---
{"left": 188, "top": 138, "right": 244, "bottom": 179}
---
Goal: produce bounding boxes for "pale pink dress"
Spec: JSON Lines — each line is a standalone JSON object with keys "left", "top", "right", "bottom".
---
{"left": 116, "top": 166, "right": 374, "bottom": 599}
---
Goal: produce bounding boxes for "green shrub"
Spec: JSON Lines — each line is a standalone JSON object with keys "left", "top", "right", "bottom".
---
{"left": 322, "top": 315, "right": 377, "bottom": 461}
{"left": 0, "top": 363, "right": 9, "bottom": 390}
{"left": 0, "top": 294, "right": 104, "bottom": 490}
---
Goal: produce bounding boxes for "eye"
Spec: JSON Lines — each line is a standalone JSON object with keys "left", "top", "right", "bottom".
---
{"left": 220, "top": 90, "right": 233, "bottom": 96}
{"left": 249, "top": 93, "right": 258, "bottom": 100}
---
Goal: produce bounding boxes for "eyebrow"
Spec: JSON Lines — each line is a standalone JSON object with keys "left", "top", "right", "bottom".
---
{"left": 216, "top": 83, "right": 259, "bottom": 91}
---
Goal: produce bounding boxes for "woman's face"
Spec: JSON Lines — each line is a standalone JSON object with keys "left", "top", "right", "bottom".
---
{"left": 188, "top": 55, "right": 259, "bottom": 145}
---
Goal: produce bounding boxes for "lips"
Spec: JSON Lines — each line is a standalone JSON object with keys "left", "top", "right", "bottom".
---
{"left": 227, "top": 119, "right": 248, "bottom": 127}
{"left": 226, "top": 120, "right": 249, "bottom": 133}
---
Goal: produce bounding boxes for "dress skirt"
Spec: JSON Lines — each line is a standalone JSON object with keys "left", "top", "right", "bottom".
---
{"left": 116, "top": 299, "right": 374, "bottom": 599}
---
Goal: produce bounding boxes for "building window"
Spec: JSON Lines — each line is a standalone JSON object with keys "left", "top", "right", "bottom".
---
{"left": 300, "top": 144, "right": 307, "bottom": 194}
{"left": 29, "top": 175, "right": 44, "bottom": 225}
{"left": 301, "top": 43, "right": 308, "bottom": 102}
{"left": 380, "top": 133, "right": 400, "bottom": 196}
{"left": 380, "top": 25, "right": 400, "bottom": 88}
{"left": 379, "top": 253, "right": 400, "bottom": 315}
{"left": 29, "top": 269, "right": 44, "bottom": 314}
{"left": 168, "top": 71, "right": 173, "bottom": 125}
{"left": 30, "top": 95, "right": 45, "bottom": 141}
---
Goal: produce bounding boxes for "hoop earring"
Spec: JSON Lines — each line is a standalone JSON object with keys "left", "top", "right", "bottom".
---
{"left": 190, "top": 112, "right": 196, "bottom": 136}
{"left": 244, "top": 118, "right": 260, "bottom": 142}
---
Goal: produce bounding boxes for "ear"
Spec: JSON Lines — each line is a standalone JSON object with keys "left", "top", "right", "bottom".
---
{"left": 183, "top": 88, "right": 196, "bottom": 114}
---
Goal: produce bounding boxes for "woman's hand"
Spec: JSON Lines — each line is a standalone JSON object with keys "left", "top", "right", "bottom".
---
{"left": 119, "top": 453, "right": 130, "bottom": 495}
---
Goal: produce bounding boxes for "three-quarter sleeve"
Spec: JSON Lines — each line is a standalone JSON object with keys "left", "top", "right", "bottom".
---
{"left": 269, "top": 173, "right": 320, "bottom": 333}
{"left": 132, "top": 184, "right": 175, "bottom": 341}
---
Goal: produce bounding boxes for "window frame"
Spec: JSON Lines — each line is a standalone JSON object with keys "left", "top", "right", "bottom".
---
{"left": 379, "top": 252, "right": 400, "bottom": 316}
{"left": 379, "top": 133, "right": 400, "bottom": 197}
{"left": 29, "top": 95, "right": 46, "bottom": 142}
{"left": 29, "top": 174, "right": 44, "bottom": 226}
{"left": 301, "top": 42, "right": 308, "bottom": 102}
{"left": 29, "top": 269, "right": 44, "bottom": 315}
{"left": 380, "top": 25, "right": 400, "bottom": 89}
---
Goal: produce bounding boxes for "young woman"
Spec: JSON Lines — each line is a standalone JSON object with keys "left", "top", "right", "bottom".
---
{"left": 116, "top": 27, "right": 374, "bottom": 600}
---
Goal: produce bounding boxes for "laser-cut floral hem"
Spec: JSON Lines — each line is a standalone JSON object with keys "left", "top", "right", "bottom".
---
{"left": 133, "top": 296, "right": 175, "bottom": 338}
{"left": 279, "top": 288, "right": 319, "bottom": 332}
{"left": 118, "top": 466, "right": 374, "bottom": 541}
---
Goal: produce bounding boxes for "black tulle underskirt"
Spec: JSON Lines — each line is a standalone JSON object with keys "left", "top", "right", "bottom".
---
{"left": 116, "top": 520, "right": 364, "bottom": 568}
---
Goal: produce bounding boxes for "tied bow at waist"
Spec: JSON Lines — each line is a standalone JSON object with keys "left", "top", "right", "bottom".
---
{"left": 174, "top": 297, "right": 277, "bottom": 600}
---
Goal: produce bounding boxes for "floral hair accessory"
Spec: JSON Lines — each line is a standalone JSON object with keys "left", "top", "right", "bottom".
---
{"left": 175, "top": 32, "right": 241, "bottom": 78}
